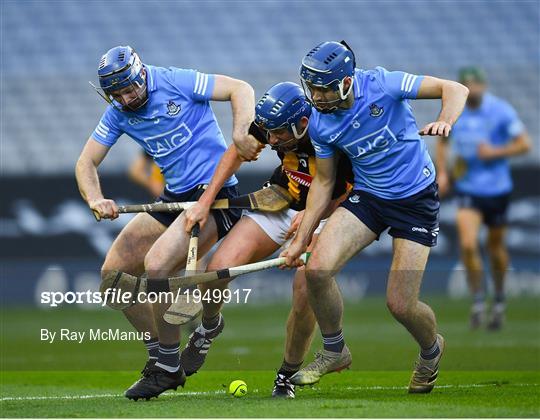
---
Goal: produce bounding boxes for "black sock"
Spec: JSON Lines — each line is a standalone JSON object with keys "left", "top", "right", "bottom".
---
{"left": 421, "top": 338, "right": 440, "bottom": 360}
{"left": 278, "top": 359, "right": 302, "bottom": 377}
{"left": 494, "top": 291, "right": 505, "bottom": 305}
{"left": 144, "top": 337, "right": 159, "bottom": 360}
{"left": 155, "top": 342, "right": 180, "bottom": 372}
{"left": 322, "top": 330, "right": 345, "bottom": 353}
{"left": 202, "top": 313, "right": 221, "bottom": 331}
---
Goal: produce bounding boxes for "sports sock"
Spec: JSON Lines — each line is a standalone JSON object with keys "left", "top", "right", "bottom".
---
{"left": 420, "top": 338, "right": 440, "bottom": 360}
{"left": 494, "top": 291, "right": 506, "bottom": 305}
{"left": 473, "top": 291, "right": 485, "bottom": 304}
{"left": 322, "top": 330, "right": 345, "bottom": 353}
{"left": 472, "top": 292, "right": 485, "bottom": 312}
{"left": 155, "top": 342, "right": 180, "bottom": 372}
{"left": 202, "top": 313, "right": 221, "bottom": 332}
{"left": 278, "top": 359, "right": 302, "bottom": 377}
{"left": 144, "top": 337, "right": 159, "bottom": 360}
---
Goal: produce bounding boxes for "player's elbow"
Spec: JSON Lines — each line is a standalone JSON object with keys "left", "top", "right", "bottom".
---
{"left": 233, "top": 79, "right": 254, "bottom": 98}
{"left": 458, "top": 82, "right": 469, "bottom": 99}
{"left": 446, "top": 80, "right": 469, "bottom": 100}
{"left": 520, "top": 134, "right": 532, "bottom": 154}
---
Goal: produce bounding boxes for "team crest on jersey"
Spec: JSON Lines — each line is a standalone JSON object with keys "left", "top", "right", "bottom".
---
{"left": 166, "top": 100, "right": 181, "bottom": 116}
{"left": 349, "top": 194, "right": 360, "bottom": 203}
{"left": 369, "top": 103, "right": 384, "bottom": 117}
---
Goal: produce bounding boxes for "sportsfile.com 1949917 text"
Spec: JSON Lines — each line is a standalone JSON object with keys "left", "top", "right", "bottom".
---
{"left": 39, "top": 288, "right": 252, "bottom": 307}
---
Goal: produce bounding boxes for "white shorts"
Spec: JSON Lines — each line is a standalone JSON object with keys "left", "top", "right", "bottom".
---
{"left": 243, "top": 208, "right": 326, "bottom": 246}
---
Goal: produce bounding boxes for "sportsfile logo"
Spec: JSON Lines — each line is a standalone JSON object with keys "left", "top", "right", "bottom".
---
{"left": 39, "top": 289, "right": 184, "bottom": 307}
{"left": 40, "top": 287, "right": 252, "bottom": 307}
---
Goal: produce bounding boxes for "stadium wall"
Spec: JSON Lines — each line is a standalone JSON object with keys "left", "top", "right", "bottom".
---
{"left": 2, "top": 167, "right": 539, "bottom": 305}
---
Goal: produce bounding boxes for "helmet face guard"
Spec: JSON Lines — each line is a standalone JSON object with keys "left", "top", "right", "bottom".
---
{"left": 91, "top": 46, "right": 148, "bottom": 112}
{"left": 299, "top": 40, "right": 356, "bottom": 113}
{"left": 257, "top": 124, "right": 305, "bottom": 153}
{"left": 300, "top": 76, "right": 353, "bottom": 114}
{"left": 255, "top": 82, "right": 312, "bottom": 152}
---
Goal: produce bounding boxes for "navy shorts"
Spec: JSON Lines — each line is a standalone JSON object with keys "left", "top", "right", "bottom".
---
{"left": 340, "top": 182, "right": 440, "bottom": 247}
{"left": 456, "top": 192, "right": 510, "bottom": 227}
{"left": 148, "top": 184, "right": 242, "bottom": 240}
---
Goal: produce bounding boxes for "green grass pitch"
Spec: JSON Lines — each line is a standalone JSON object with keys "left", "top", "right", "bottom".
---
{"left": 1, "top": 297, "right": 539, "bottom": 417}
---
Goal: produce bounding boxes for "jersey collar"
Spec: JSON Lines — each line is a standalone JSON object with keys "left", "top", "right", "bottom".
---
{"left": 353, "top": 69, "right": 364, "bottom": 100}
{"left": 145, "top": 65, "right": 157, "bottom": 93}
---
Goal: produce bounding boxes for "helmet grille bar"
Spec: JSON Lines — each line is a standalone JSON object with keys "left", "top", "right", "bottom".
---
{"left": 270, "top": 100, "right": 285, "bottom": 115}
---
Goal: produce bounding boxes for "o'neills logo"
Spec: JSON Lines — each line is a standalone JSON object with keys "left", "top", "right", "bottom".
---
{"left": 284, "top": 169, "right": 313, "bottom": 187}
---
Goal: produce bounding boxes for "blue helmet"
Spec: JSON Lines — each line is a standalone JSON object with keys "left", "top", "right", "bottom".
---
{"left": 255, "top": 82, "right": 311, "bottom": 145}
{"left": 91, "top": 46, "right": 148, "bottom": 111}
{"left": 300, "top": 41, "right": 356, "bottom": 112}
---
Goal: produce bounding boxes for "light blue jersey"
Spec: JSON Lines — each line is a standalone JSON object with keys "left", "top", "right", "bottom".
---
{"left": 310, "top": 67, "right": 435, "bottom": 200}
{"left": 451, "top": 92, "right": 524, "bottom": 196}
{"left": 91, "top": 65, "right": 237, "bottom": 194}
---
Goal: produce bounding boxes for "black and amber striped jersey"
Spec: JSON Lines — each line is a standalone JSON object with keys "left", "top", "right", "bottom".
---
{"left": 269, "top": 140, "right": 353, "bottom": 211}
{"left": 249, "top": 122, "right": 353, "bottom": 211}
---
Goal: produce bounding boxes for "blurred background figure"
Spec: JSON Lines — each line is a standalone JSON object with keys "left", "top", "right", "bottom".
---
{"left": 436, "top": 66, "right": 531, "bottom": 330}
{"left": 128, "top": 151, "right": 165, "bottom": 198}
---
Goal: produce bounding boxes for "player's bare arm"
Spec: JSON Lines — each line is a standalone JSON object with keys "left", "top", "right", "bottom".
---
{"left": 75, "top": 138, "right": 119, "bottom": 219}
{"left": 435, "top": 136, "right": 451, "bottom": 196}
{"left": 417, "top": 76, "right": 469, "bottom": 137}
{"left": 211, "top": 75, "right": 262, "bottom": 161}
{"left": 281, "top": 155, "right": 337, "bottom": 266}
{"left": 184, "top": 144, "right": 245, "bottom": 232}
{"left": 477, "top": 131, "right": 531, "bottom": 160}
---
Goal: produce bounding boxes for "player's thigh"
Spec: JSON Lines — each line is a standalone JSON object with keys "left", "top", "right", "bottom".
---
{"left": 145, "top": 212, "right": 219, "bottom": 276}
{"left": 102, "top": 213, "right": 166, "bottom": 275}
{"left": 207, "top": 216, "right": 281, "bottom": 271}
{"left": 456, "top": 208, "right": 483, "bottom": 250}
{"left": 387, "top": 238, "right": 430, "bottom": 308}
{"left": 307, "top": 207, "right": 377, "bottom": 276}
{"left": 200, "top": 216, "right": 281, "bottom": 292}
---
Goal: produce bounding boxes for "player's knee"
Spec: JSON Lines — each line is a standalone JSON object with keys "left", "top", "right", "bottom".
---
{"left": 143, "top": 252, "right": 163, "bottom": 277}
{"left": 386, "top": 297, "right": 414, "bottom": 323}
{"left": 305, "top": 256, "right": 331, "bottom": 284}
{"left": 487, "top": 237, "right": 505, "bottom": 255}
{"left": 461, "top": 241, "right": 479, "bottom": 258}
{"left": 304, "top": 268, "right": 327, "bottom": 287}
{"left": 207, "top": 250, "right": 244, "bottom": 272}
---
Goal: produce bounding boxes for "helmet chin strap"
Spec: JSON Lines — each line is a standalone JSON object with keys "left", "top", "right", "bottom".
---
{"left": 338, "top": 76, "right": 354, "bottom": 100}
{"left": 291, "top": 121, "right": 309, "bottom": 140}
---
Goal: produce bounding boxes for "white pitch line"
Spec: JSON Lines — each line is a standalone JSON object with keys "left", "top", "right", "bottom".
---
{"left": 0, "top": 390, "right": 226, "bottom": 402}
{"left": 345, "top": 383, "right": 539, "bottom": 391}
{"left": 1, "top": 383, "right": 537, "bottom": 402}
